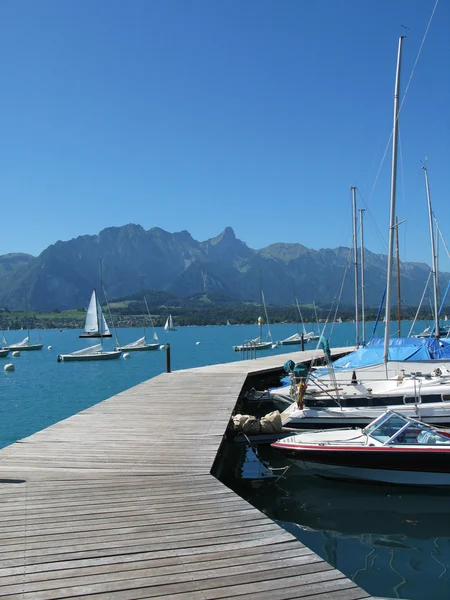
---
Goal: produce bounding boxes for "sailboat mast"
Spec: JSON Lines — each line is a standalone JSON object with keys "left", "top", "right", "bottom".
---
{"left": 351, "top": 186, "right": 360, "bottom": 346}
{"left": 423, "top": 165, "right": 440, "bottom": 337}
{"left": 383, "top": 36, "right": 405, "bottom": 364}
{"left": 140, "top": 275, "right": 147, "bottom": 342}
{"left": 359, "top": 208, "right": 366, "bottom": 345}
{"left": 396, "top": 217, "right": 401, "bottom": 337}
{"left": 23, "top": 282, "right": 30, "bottom": 340}
{"left": 98, "top": 259, "right": 104, "bottom": 347}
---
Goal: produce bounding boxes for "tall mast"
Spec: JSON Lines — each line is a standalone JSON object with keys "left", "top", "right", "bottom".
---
{"left": 359, "top": 208, "right": 366, "bottom": 345}
{"left": 351, "top": 186, "right": 360, "bottom": 346}
{"left": 396, "top": 217, "right": 401, "bottom": 337}
{"left": 99, "top": 258, "right": 104, "bottom": 347}
{"left": 141, "top": 274, "right": 147, "bottom": 342}
{"left": 383, "top": 36, "right": 405, "bottom": 364}
{"left": 423, "top": 165, "right": 440, "bottom": 337}
{"left": 23, "top": 282, "right": 30, "bottom": 340}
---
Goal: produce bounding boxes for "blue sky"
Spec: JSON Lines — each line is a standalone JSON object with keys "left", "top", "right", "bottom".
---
{"left": 0, "top": 0, "right": 449, "bottom": 271}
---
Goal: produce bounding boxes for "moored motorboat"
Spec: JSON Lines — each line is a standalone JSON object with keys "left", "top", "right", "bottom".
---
{"left": 272, "top": 409, "right": 450, "bottom": 486}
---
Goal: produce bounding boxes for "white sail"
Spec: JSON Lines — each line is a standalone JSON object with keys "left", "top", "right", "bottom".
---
{"left": 99, "top": 305, "right": 110, "bottom": 336}
{"left": 84, "top": 290, "right": 110, "bottom": 335}
{"left": 71, "top": 344, "right": 102, "bottom": 356}
{"left": 164, "top": 315, "right": 176, "bottom": 331}
{"left": 84, "top": 291, "right": 99, "bottom": 334}
{"left": 123, "top": 336, "right": 146, "bottom": 348}
{"left": 15, "top": 337, "right": 30, "bottom": 347}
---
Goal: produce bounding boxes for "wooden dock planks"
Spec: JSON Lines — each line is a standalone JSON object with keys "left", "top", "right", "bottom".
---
{"left": 0, "top": 346, "right": 373, "bottom": 599}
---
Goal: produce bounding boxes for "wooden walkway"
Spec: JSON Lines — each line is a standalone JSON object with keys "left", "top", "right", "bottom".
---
{"left": 0, "top": 346, "right": 374, "bottom": 599}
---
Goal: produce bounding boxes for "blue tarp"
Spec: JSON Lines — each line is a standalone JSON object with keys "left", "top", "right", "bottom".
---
{"left": 331, "top": 337, "right": 450, "bottom": 370}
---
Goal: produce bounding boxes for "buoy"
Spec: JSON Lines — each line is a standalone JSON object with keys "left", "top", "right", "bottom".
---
{"left": 47, "top": 346, "right": 53, "bottom": 350}
{"left": 4, "top": 363, "right": 14, "bottom": 372}
{"left": 12, "top": 351, "right": 20, "bottom": 357}
{"left": 123, "top": 352, "right": 130, "bottom": 359}
{"left": 159, "top": 345, "right": 165, "bottom": 350}
{"left": 196, "top": 341, "right": 201, "bottom": 345}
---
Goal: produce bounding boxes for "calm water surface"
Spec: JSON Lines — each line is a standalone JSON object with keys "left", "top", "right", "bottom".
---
{"left": 1, "top": 319, "right": 447, "bottom": 600}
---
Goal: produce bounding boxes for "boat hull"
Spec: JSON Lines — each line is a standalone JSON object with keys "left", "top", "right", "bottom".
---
{"left": 0, "top": 349, "right": 9, "bottom": 357}
{"left": 282, "top": 402, "right": 450, "bottom": 429}
{"left": 5, "top": 344, "right": 43, "bottom": 351}
{"left": 292, "top": 459, "right": 450, "bottom": 486}
{"left": 233, "top": 342, "right": 273, "bottom": 352}
{"left": 79, "top": 333, "right": 112, "bottom": 338}
{"left": 272, "top": 442, "right": 450, "bottom": 486}
{"left": 115, "top": 344, "right": 160, "bottom": 352}
{"left": 57, "top": 351, "right": 122, "bottom": 362}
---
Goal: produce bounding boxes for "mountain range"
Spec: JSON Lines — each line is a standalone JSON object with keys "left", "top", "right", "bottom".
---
{"left": 0, "top": 225, "right": 446, "bottom": 311}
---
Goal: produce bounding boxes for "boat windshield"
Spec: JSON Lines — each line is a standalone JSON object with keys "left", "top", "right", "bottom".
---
{"left": 364, "top": 411, "right": 450, "bottom": 445}
{"left": 364, "top": 413, "right": 409, "bottom": 443}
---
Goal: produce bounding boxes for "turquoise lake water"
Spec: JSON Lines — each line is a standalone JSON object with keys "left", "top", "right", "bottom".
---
{"left": 1, "top": 319, "right": 447, "bottom": 599}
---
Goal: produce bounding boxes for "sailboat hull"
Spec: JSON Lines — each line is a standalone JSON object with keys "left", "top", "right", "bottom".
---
{"left": 0, "top": 349, "right": 10, "bottom": 357}
{"left": 58, "top": 350, "right": 122, "bottom": 362}
{"left": 115, "top": 343, "right": 160, "bottom": 352}
{"left": 79, "top": 333, "right": 112, "bottom": 338}
{"left": 5, "top": 344, "right": 43, "bottom": 351}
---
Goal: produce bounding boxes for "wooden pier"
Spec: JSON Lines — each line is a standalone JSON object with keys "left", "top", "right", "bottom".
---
{"left": 0, "top": 346, "right": 375, "bottom": 599}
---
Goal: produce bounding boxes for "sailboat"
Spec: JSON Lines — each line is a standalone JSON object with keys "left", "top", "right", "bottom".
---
{"left": 58, "top": 265, "right": 122, "bottom": 362}
{"left": 278, "top": 286, "right": 318, "bottom": 345}
{"left": 79, "top": 289, "right": 112, "bottom": 338}
{"left": 116, "top": 290, "right": 161, "bottom": 352}
{"left": 164, "top": 314, "right": 177, "bottom": 331}
{"left": 5, "top": 284, "right": 43, "bottom": 351}
{"left": 280, "top": 37, "right": 450, "bottom": 429}
{"left": 233, "top": 278, "right": 274, "bottom": 351}
{"left": 0, "top": 330, "right": 9, "bottom": 357}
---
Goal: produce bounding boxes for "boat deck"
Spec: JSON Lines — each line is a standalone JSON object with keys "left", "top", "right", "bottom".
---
{"left": 0, "top": 345, "right": 377, "bottom": 599}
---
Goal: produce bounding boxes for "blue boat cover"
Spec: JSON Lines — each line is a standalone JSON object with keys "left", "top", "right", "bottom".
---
{"left": 331, "top": 337, "right": 450, "bottom": 370}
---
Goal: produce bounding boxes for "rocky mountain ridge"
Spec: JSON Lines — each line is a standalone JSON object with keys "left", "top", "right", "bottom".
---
{"left": 0, "top": 224, "right": 446, "bottom": 311}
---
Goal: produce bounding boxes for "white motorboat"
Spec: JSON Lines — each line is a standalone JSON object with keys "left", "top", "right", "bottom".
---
{"left": 272, "top": 409, "right": 450, "bottom": 486}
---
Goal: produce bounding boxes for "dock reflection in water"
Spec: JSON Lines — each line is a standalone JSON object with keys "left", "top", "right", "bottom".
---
{"left": 216, "top": 441, "right": 450, "bottom": 600}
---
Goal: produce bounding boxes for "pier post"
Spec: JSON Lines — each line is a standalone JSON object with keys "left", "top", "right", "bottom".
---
{"left": 165, "top": 343, "right": 171, "bottom": 373}
{"left": 301, "top": 333, "right": 304, "bottom": 351}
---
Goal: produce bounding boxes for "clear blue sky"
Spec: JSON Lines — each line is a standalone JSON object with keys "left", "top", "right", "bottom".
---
{"left": 0, "top": 0, "right": 449, "bottom": 271}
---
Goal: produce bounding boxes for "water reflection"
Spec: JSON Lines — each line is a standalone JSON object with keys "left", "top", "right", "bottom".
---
{"left": 217, "top": 441, "right": 450, "bottom": 600}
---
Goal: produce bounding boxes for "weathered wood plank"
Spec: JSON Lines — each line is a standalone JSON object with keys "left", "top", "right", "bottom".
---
{"left": 0, "top": 346, "right": 371, "bottom": 599}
